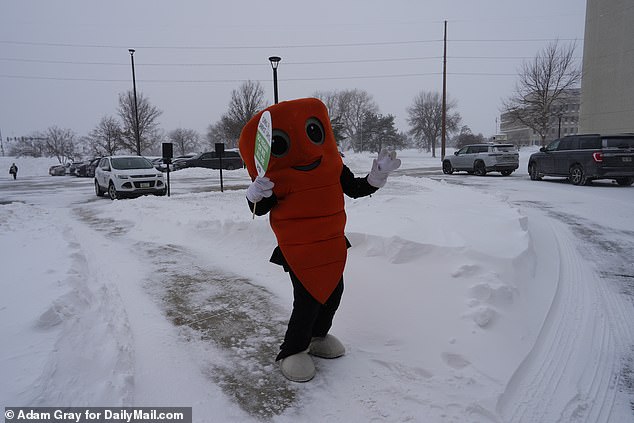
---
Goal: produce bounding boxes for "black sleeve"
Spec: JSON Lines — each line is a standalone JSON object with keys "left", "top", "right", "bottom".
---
{"left": 340, "top": 165, "right": 379, "bottom": 199}
{"left": 246, "top": 193, "right": 278, "bottom": 216}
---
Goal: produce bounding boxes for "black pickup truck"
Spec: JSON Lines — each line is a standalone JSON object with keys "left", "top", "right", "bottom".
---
{"left": 173, "top": 151, "right": 244, "bottom": 171}
{"left": 528, "top": 134, "right": 634, "bottom": 186}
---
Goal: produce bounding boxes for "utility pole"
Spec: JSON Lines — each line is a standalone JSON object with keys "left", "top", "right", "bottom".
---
{"left": 441, "top": 20, "right": 447, "bottom": 161}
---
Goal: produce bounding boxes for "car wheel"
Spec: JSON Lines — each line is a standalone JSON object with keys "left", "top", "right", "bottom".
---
{"left": 501, "top": 170, "right": 513, "bottom": 176}
{"left": 474, "top": 161, "right": 487, "bottom": 176}
{"left": 442, "top": 160, "right": 454, "bottom": 174}
{"left": 108, "top": 182, "right": 118, "bottom": 200}
{"left": 528, "top": 162, "right": 542, "bottom": 181}
{"left": 226, "top": 164, "right": 236, "bottom": 171}
{"left": 569, "top": 164, "right": 590, "bottom": 186}
{"left": 95, "top": 180, "right": 104, "bottom": 197}
{"left": 616, "top": 177, "right": 634, "bottom": 186}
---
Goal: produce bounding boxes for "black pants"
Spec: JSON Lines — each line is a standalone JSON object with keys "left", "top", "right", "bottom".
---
{"left": 276, "top": 271, "right": 344, "bottom": 361}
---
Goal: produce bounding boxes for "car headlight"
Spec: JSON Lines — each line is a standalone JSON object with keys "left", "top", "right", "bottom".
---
{"left": 157, "top": 173, "right": 164, "bottom": 178}
{"left": 117, "top": 175, "right": 129, "bottom": 179}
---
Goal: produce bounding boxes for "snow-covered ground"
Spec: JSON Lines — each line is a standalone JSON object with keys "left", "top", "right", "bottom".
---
{"left": 1, "top": 150, "right": 633, "bottom": 422}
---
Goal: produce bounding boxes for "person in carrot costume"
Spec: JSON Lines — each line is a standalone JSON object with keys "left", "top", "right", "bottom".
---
{"left": 239, "top": 98, "right": 400, "bottom": 382}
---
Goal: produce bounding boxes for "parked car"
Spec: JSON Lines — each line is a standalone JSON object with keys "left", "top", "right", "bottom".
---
{"left": 94, "top": 156, "right": 166, "bottom": 200}
{"left": 151, "top": 157, "right": 174, "bottom": 172}
{"left": 442, "top": 143, "right": 519, "bottom": 176}
{"left": 68, "top": 161, "right": 83, "bottom": 176}
{"left": 173, "top": 151, "right": 244, "bottom": 171}
{"left": 74, "top": 161, "right": 88, "bottom": 177}
{"left": 75, "top": 157, "right": 102, "bottom": 177}
{"left": 49, "top": 163, "right": 68, "bottom": 176}
{"left": 528, "top": 134, "right": 634, "bottom": 186}
{"left": 86, "top": 157, "right": 102, "bottom": 178}
{"left": 170, "top": 154, "right": 197, "bottom": 170}
{"left": 75, "top": 159, "right": 92, "bottom": 177}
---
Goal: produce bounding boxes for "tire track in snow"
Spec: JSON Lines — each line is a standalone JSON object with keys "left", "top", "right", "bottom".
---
{"left": 76, "top": 206, "right": 298, "bottom": 420}
{"left": 545, "top": 208, "right": 634, "bottom": 420}
{"left": 27, "top": 207, "right": 135, "bottom": 406}
{"left": 498, "top": 217, "right": 585, "bottom": 422}
{"left": 498, "top": 207, "right": 634, "bottom": 422}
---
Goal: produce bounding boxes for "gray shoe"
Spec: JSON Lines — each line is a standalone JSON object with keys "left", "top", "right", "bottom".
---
{"left": 309, "top": 334, "right": 345, "bottom": 359}
{"left": 280, "top": 351, "right": 316, "bottom": 382}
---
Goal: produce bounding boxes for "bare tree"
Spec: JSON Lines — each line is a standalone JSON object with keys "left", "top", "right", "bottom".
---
{"left": 8, "top": 135, "right": 47, "bottom": 158}
{"left": 205, "top": 121, "right": 227, "bottom": 150}
{"left": 43, "top": 126, "right": 77, "bottom": 162}
{"left": 87, "top": 116, "right": 123, "bottom": 156}
{"left": 313, "top": 90, "right": 346, "bottom": 143}
{"left": 314, "top": 89, "right": 378, "bottom": 151}
{"left": 223, "top": 80, "right": 266, "bottom": 144}
{"left": 344, "top": 89, "right": 379, "bottom": 152}
{"left": 118, "top": 90, "right": 163, "bottom": 154}
{"left": 313, "top": 90, "right": 341, "bottom": 115}
{"left": 169, "top": 128, "right": 200, "bottom": 156}
{"left": 407, "top": 91, "right": 461, "bottom": 157}
{"left": 502, "top": 40, "right": 581, "bottom": 146}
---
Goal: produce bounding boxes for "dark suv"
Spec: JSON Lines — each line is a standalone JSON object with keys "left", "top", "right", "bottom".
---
{"left": 528, "top": 134, "right": 634, "bottom": 186}
{"left": 173, "top": 151, "right": 244, "bottom": 171}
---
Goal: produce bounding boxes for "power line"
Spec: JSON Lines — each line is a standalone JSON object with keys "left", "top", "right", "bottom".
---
{"left": 0, "top": 37, "right": 579, "bottom": 51}
{"left": 448, "top": 72, "right": 517, "bottom": 76}
{"left": 0, "top": 56, "right": 443, "bottom": 67}
{"left": 450, "top": 38, "right": 581, "bottom": 43}
{"left": 0, "top": 71, "right": 524, "bottom": 84}
{"left": 0, "top": 39, "right": 442, "bottom": 50}
{"left": 0, "top": 54, "right": 581, "bottom": 67}
{"left": 0, "top": 72, "right": 446, "bottom": 83}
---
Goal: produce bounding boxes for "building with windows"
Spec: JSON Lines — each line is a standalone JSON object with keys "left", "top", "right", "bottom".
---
{"left": 579, "top": 0, "right": 634, "bottom": 133}
{"left": 499, "top": 88, "right": 581, "bottom": 147}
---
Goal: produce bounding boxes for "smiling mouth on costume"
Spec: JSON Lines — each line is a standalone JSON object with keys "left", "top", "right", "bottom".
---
{"left": 292, "top": 156, "right": 322, "bottom": 171}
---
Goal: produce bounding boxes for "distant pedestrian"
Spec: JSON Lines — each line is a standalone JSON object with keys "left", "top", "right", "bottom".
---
{"left": 9, "top": 163, "right": 18, "bottom": 180}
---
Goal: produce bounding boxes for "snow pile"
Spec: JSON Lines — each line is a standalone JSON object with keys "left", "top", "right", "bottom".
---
{"left": 0, "top": 157, "right": 60, "bottom": 177}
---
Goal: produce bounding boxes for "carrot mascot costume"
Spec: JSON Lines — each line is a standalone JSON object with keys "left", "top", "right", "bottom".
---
{"left": 239, "top": 98, "right": 400, "bottom": 382}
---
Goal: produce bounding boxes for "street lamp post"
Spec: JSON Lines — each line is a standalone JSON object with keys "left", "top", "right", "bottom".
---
{"left": 128, "top": 49, "right": 141, "bottom": 155}
{"left": 268, "top": 56, "right": 281, "bottom": 104}
{"left": 441, "top": 20, "right": 447, "bottom": 161}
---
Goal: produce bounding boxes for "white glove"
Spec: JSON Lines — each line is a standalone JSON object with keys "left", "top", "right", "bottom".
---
{"left": 367, "top": 148, "right": 401, "bottom": 188}
{"left": 246, "top": 176, "right": 274, "bottom": 203}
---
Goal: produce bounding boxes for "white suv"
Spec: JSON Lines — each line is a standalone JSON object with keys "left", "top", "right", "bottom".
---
{"left": 443, "top": 143, "right": 519, "bottom": 176}
{"left": 95, "top": 156, "right": 166, "bottom": 200}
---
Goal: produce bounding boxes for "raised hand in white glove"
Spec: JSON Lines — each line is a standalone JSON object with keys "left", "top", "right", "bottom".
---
{"left": 367, "top": 148, "right": 401, "bottom": 188}
{"left": 246, "top": 176, "right": 275, "bottom": 203}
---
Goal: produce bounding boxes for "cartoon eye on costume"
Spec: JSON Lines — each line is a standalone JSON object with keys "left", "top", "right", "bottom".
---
{"left": 305, "top": 118, "right": 325, "bottom": 145}
{"left": 271, "top": 129, "right": 291, "bottom": 157}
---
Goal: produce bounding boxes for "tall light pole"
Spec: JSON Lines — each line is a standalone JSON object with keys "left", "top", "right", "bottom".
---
{"left": 441, "top": 20, "right": 447, "bottom": 161}
{"left": 268, "top": 56, "right": 281, "bottom": 104}
{"left": 128, "top": 48, "right": 141, "bottom": 155}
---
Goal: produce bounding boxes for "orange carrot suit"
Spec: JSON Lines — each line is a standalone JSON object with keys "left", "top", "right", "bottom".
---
{"left": 239, "top": 98, "right": 348, "bottom": 304}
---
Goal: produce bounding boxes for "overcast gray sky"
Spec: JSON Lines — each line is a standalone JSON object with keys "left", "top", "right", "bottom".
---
{"left": 0, "top": 0, "right": 586, "bottom": 144}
